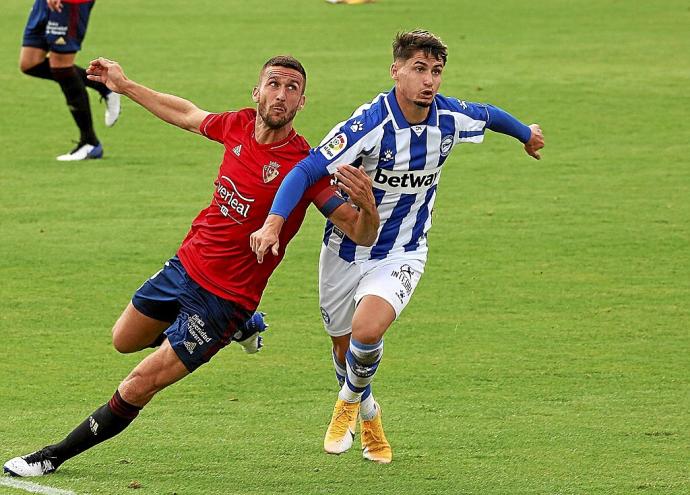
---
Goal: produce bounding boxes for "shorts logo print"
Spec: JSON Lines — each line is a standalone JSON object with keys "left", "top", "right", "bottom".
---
{"left": 320, "top": 306, "right": 331, "bottom": 324}
{"left": 391, "top": 265, "right": 413, "bottom": 295}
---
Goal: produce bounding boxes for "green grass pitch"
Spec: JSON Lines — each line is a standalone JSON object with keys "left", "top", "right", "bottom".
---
{"left": 1, "top": 1, "right": 688, "bottom": 494}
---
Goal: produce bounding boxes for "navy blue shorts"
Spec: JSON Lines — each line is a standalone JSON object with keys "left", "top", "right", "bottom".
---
{"left": 132, "top": 256, "right": 253, "bottom": 373}
{"left": 22, "top": 0, "right": 95, "bottom": 53}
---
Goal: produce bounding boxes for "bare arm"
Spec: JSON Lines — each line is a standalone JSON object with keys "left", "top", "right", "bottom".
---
{"left": 327, "top": 165, "right": 379, "bottom": 246}
{"left": 86, "top": 57, "right": 209, "bottom": 134}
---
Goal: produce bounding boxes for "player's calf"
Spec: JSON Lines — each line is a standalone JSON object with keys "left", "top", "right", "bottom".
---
{"left": 3, "top": 390, "right": 142, "bottom": 477}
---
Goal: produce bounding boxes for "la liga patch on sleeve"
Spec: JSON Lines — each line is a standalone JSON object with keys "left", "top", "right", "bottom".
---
{"left": 320, "top": 132, "right": 348, "bottom": 160}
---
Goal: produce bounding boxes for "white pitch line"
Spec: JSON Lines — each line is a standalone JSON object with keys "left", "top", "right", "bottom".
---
{"left": 0, "top": 477, "right": 77, "bottom": 495}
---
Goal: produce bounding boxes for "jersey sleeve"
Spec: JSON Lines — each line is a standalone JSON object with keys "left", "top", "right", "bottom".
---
{"left": 442, "top": 97, "right": 531, "bottom": 144}
{"left": 309, "top": 116, "right": 381, "bottom": 175}
{"left": 443, "top": 97, "right": 492, "bottom": 144}
{"left": 199, "top": 112, "right": 238, "bottom": 143}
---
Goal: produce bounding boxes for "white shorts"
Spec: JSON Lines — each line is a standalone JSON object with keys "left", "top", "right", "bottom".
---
{"left": 318, "top": 245, "right": 425, "bottom": 337}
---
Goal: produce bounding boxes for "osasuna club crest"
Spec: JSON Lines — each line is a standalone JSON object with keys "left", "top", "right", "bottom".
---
{"left": 263, "top": 161, "right": 280, "bottom": 183}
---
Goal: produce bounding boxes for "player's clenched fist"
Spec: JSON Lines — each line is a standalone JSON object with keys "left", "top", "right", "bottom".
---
{"left": 524, "top": 124, "right": 545, "bottom": 160}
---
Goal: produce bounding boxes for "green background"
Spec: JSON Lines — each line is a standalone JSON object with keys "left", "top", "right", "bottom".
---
{"left": 1, "top": 1, "right": 688, "bottom": 493}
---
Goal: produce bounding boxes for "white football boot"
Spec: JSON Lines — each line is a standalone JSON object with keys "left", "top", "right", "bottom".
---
{"left": 56, "top": 142, "right": 103, "bottom": 161}
{"left": 103, "top": 91, "right": 121, "bottom": 127}
{"left": 3, "top": 449, "right": 57, "bottom": 477}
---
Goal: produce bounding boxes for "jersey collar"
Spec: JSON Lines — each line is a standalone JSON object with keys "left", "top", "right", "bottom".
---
{"left": 385, "top": 88, "right": 439, "bottom": 130}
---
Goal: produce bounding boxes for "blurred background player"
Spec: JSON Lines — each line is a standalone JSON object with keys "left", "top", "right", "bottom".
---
{"left": 3, "top": 55, "right": 378, "bottom": 477}
{"left": 325, "top": 0, "right": 375, "bottom": 4}
{"left": 20, "top": 0, "right": 121, "bottom": 161}
{"left": 251, "top": 29, "right": 545, "bottom": 464}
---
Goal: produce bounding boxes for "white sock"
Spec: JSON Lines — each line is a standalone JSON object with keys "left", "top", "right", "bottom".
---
{"left": 360, "top": 394, "right": 377, "bottom": 420}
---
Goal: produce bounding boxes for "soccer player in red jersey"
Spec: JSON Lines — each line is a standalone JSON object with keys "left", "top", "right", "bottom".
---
{"left": 3, "top": 56, "right": 379, "bottom": 477}
{"left": 20, "top": 0, "right": 121, "bottom": 160}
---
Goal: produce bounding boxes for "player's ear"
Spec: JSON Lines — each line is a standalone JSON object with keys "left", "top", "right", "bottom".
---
{"left": 251, "top": 86, "right": 259, "bottom": 103}
{"left": 390, "top": 62, "right": 399, "bottom": 81}
{"left": 298, "top": 94, "right": 306, "bottom": 111}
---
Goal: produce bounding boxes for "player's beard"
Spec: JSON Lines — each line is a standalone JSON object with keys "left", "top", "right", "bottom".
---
{"left": 413, "top": 99, "right": 433, "bottom": 108}
{"left": 259, "top": 102, "right": 297, "bottom": 129}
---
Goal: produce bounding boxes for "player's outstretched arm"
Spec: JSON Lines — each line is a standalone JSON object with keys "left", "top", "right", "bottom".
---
{"left": 328, "top": 165, "right": 379, "bottom": 246}
{"left": 86, "top": 57, "right": 209, "bottom": 134}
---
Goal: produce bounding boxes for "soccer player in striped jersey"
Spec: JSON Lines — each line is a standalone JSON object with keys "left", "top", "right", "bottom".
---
{"left": 251, "top": 30, "right": 545, "bottom": 463}
{"left": 4, "top": 56, "right": 378, "bottom": 478}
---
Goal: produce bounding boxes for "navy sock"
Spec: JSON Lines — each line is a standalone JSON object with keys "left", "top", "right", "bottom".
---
{"left": 23, "top": 59, "right": 53, "bottom": 81}
{"left": 75, "top": 65, "right": 111, "bottom": 98}
{"left": 46, "top": 390, "right": 142, "bottom": 467}
{"left": 51, "top": 66, "right": 98, "bottom": 146}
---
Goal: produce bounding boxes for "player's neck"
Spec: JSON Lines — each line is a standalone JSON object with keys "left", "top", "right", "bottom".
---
{"left": 395, "top": 92, "right": 430, "bottom": 125}
{"left": 253, "top": 119, "right": 293, "bottom": 145}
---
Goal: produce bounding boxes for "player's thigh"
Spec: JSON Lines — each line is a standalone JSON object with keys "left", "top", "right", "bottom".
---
{"left": 164, "top": 275, "right": 252, "bottom": 374}
{"left": 351, "top": 295, "right": 397, "bottom": 344}
{"left": 19, "top": 46, "right": 47, "bottom": 72}
{"left": 114, "top": 257, "right": 185, "bottom": 353}
{"left": 351, "top": 258, "right": 425, "bottom": 341}
{"left": 319, "top": 246, "right": 361, "bottom": 338}
{"left": 112, "top": 302, "right": 171, "bottom": 354}
{"left": 21, "top": 0, "right": 50, "bottom": 53}
{"left": 118, "top": 340, "right": 189, "bottom": 407}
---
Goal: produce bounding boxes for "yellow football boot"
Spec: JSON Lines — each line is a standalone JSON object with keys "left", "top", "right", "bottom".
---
{"left": 324, "top": 399, "right": 360, "bottom": 454}
{"left": 360, "top": 403, "right": 392, "bottom": 464}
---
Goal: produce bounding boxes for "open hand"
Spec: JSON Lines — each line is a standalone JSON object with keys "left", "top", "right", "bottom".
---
{"left": 86, "top": 57, "right": 128, "bottom": 94}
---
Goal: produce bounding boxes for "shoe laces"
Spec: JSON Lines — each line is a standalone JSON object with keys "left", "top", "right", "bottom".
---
{"left": 332, "top": 403, "right": 357, "bottom": 435}
{"left": 23, "top": 449, "right": 56, "bottom": 472}
{"left": 362, "top": 417, "right": 387, "bottom": 449}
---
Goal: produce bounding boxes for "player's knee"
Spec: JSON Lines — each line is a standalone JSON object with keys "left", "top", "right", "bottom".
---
{"left": 120, "top": 367, "right": 172, "bottom": 406}
{"left": 351, "top": 322, "right": 384, "bottom": 345}
{"left": 19, "top": 60, "right": 35, "bottom": 74}
{"left": 112, "top": 326, "right": 135, "bottom": 354}
{"left": 119, "top": 372, "right": 156, "bottom": 407}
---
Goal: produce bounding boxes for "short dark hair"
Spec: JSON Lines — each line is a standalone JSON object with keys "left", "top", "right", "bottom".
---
{"left": 392, "top": 30, "right": 448, "bottom": 65}
{"left": 261, "top": 55, "right": 307, "bottom": 93}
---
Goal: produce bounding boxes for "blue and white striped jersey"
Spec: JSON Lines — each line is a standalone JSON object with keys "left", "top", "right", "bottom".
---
{"left": 310, "top": 88, "right": 491, "bottom": 263}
